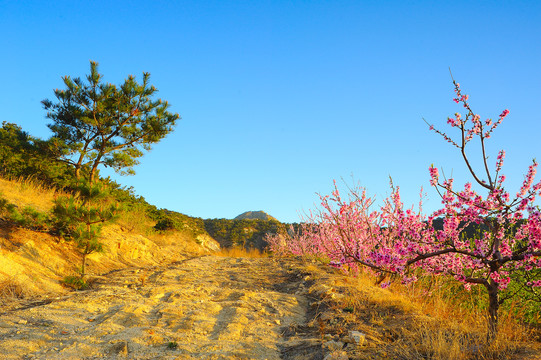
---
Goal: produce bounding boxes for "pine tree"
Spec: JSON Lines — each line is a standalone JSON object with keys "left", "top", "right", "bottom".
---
{"left": 44, "top": 61, "right": 179, "bottom": 279}
{"left": 42, "top": 61, "right": 179, "bottom": 183}
{"left": 53, "top": 181, "right": 119, "bottom": 277}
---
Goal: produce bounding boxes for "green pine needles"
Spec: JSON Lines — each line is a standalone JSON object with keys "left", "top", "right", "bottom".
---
{"left": 42, "top": 61, "right": 180, "bottom": 183}
{"left": 53, "top": 181, "right": 120, "bottom": 277}
{"left": 0, "top": 194, "right": 49, "bottom": 231}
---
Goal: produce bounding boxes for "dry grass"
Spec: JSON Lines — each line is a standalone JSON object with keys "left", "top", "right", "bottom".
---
{"left": 215, "top": 247, "right": 268, "bottom": 258}
{"left": 116, "top": 203, "right": 155, "bottom": 234}
{"left": 0, "top": 277, "right": 27, "bottom": 306}
{"left": 0, "top": 175, "right": 68, "bottom": 212}
{"left": 396, "top": 275, "right": 534, "bottom": 353}
{"left": 297, "top": 264, "right": 540, "bottom": 360}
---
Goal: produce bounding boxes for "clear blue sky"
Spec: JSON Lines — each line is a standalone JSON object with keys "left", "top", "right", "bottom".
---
{"left": 1, "top": 0, "right": 539, "bottom": 223}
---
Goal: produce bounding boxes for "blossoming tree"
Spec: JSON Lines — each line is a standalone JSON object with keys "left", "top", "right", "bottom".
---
{"left": 267, "top": 79, "right": 541, "bottom": 337}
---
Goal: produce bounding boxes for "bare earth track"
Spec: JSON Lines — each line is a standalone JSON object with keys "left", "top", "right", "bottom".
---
{"left": 0, "top": 256, "right": 324, "bottom": 360}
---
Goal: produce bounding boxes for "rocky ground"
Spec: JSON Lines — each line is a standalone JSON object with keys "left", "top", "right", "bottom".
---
{"left": 2, "top": 253, "right": 540, "bottom": 360}
{"left": 0, "top": 255, "right": 335, "bottom": 360}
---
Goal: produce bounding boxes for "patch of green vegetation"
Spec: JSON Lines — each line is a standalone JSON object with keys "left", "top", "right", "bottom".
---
{"left": 0, "top": 122, "right": 75, "bottom": 188}
{"left": 152, "top": 209, "right": 206, "bottom": 237}
{"left": 62, "top": 275, "right": 89, "bottom": 290}
{"left": 0, "top": 194, "right": 50, "bottom": 230}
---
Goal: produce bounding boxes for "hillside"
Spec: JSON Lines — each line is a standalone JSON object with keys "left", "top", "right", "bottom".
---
{"left": 0, "top": 176, "right": 286, "bottom": 296}
{"left": 3, "top": 242, "right": 540, "bottom": 359}
{"left": 0, "top": 176, "right": 220, "bottom": 296}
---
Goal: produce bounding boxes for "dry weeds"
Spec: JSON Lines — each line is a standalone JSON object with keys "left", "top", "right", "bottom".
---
{"left": 0, "top": 278, "right": 26, "bottom": 302}
{"left": 215, "top": 247, "right": 268, "bottom": 258}
{"left": 0, "top": 175, "right": 68, "bottom": 213}
{"left": 297, "top": 263, "right": 541, "bottom": 360}
{"left": 116, "top": 203, "right": 155, "bottom": 234}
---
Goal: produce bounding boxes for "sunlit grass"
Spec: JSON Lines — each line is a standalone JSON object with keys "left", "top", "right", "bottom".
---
{"left": 0, "top": 175, "right": 68, "bottom": 212}
{"left": 215, "top": 246, "right": 268, "bottom": 258}
{"left": 116, "top": 202, "right": 156, "bottom": 234}
{"left": 0, "top": 277, "right": 26, "bottom": 301}
{"left": 297, "top": 262, "right": 538, "bottom": 359}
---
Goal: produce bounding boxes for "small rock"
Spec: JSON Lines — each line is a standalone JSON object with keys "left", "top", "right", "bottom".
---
{"left": 323, "top": 350, "right": 348, "bottom": 360}
{"left": 349, "top": 330, "right": 366, "bottom": 346}
{"left": 323, "top": 340, "right": 345, "bottom": 351}
{"left": 319, "top": 312, "right": 334, "bottom": 321}
{"left": 108, "top": 341, "right": 129, "bottom": 356}
{"left": 18, "top": 319, "right": 27, "bottom": 325}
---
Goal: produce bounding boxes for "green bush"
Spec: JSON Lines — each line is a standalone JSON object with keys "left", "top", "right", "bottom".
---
{"left": 152, "top": 210, "right": 206, "bottom": 237}
{"left": 62, "top": 275, "right": 89, "bottom": 290}
{"left": 0, "top": 194, "right": 50, "bottom": 231}
{"left": 0, "top": 122, "right": 74, "bottom": 188}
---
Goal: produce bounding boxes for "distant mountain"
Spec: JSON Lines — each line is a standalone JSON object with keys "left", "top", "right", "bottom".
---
{"left": 234, "top": 211, "right": 277, "bottom": 221}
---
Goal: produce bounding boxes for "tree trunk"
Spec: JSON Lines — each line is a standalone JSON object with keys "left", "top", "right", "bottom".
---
{"left": 89, "top": 156, "right": 102, "bottom": 185}
{"left": 89, "top": 165, "right": 97, "bottom": 184}
{"left": 81, "top": 253, "right": 87, "bottom": 278}
{"left": 486, "top": 280, "right": 499, "bottom": 341}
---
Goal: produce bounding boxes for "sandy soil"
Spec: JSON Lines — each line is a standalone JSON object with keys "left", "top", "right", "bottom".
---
{"left": 0, "top": 255, "right": 325, "bottom": 360}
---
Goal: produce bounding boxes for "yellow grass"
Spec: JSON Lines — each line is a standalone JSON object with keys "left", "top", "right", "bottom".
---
{"left": 0, "top": 175, "right": 155, "bottom": 233}
{"left": 297, "top": 263, "right": 539, "bottom": 360}
{"left": 215, "top": 247, "right": 268, "bottom": 258}
{"left": 116, "top": 202, "right": 156, "bottom": 234}
{"left": 0, "top": 277, "right": 25, "bottom": 301}
{"left": 0, "top": 175, "right": 68, "bottom": 212}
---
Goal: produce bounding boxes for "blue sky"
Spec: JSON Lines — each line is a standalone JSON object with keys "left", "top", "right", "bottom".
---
{"left": 1, "top": 0, "right": 539, "bottom": 223}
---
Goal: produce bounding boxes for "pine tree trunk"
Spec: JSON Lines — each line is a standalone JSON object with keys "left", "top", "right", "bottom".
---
{"left": 81, "top": 253, "right": 87, "bottom": 278}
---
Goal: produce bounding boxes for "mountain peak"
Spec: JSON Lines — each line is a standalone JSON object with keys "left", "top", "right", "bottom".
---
{"left": 234, "top": 211, "right": 276, "bottom": 221}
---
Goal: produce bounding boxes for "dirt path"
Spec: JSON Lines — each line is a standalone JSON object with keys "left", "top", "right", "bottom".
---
{"left": 0, "top": 256, "right": 324, "bottom": 360}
